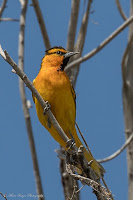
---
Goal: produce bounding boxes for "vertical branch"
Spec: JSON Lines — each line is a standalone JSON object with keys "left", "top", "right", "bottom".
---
{"left": 62, "top": 1, "right": 92, "bottom": 198}
{"left": 60, "top": 1, "right": 80, "bottom": 199}
{"left": 18, "top": 1, "right": 44, "bottom": 200}
{"left": 0, "top": 0, "right": 7, "bottom": 18}
{"left": 66, "top": 0, "right": 80, "bottom": 51}
{"left": 31, "top": 0, "right": 51, "bottom": 49}
{"left": 59, "top": 147, "right": 80, "bottom": 200}
{"left": 122, "top": 1, "right": 133, "bottom": 200}
{"left": 66, "top": 0, "right": 93, "bottom": 87}
{"left": 74, "top": 0, "right": 92, "bottom": 55}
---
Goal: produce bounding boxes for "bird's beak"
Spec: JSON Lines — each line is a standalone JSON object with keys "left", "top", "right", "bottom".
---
{"left": 64, "top": 51, "right": 80, "bottom": 58}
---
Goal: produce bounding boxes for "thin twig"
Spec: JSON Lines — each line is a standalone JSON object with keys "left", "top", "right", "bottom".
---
{"left": 115, "top": 0, "right": 127, "bottom": 21}
{"left": 0, "top": 18, "right": 19, "bottom": 21}
{"left": 65, "top": 15, "right": 133, "bottom": 72}
{"left": 75, "top": 185, "right": 85, "bottom": 193}
{"left": 97, "top": 132, "right": 133, "bottom": 163}
{"left": 0, "top": 192, "right": 7, "bottom": 200}
{"left": 0, "top": 0, "right": 7, "bottom": 18}
{"left": 31, "top": 0, "right": 51, "bottom": 49}
{"left": 75, "top": 122, "right": 91, "bottom": 154}
{"left": 18, "top": 1, "right": 44, "bottom": 200}
{"left": 67, "top": 0, "right": 93, "bottom": 86}
{"left": 68, "top": 181, "right": 78, "bottom": 200}
{"left": 74, "top": 0, "right": 92, "bottom": 53}
{"left": 66, "top": 0, "right": 80, "bottom": 51}
{"left": 66, "top": 166, "right": 112, "bottom": 200}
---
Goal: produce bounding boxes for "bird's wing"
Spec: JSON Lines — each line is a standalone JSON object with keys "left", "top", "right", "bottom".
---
{"left": 70, "top": 84, "right": 76, "bottom": 109}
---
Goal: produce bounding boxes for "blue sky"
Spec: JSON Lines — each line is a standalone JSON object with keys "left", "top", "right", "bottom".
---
{"left": 0, "top": 0, "right": 130, "bottom": 199}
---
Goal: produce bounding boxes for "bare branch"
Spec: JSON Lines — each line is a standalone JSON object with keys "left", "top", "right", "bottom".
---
{"left": 63, "top": 1, "right": 80, "bottom": 197}
{"left": 0, "top": 18, "right": 19, "bottom": 21}
{"left": 19, "top": 0, "right": 28, "bottom": 72}
{"left": 65, "top": 15, "right": 133, "bottom": 72}
{"left": 60, "top": 146, "right": 80, "bottom": 200}
{"left": 75, "top": 185, "right": 85, "bottom": 193}
{"left": 31, "top": 0, "right": 51, "bottom": 49}
{"left": 67, "top": 0, "right": 93, "bottom": 86}
{"left": 0, "top": 192, "right": 7, "bottom": 200}
{"left": 75, "top": 122, "right": 91, "bottom": 154}
{"left": 18, "top": 1, "right": 45, "bottom": 200}
{"left": 69, "top": 183, "right": 77, "bottom": 200}
{"left": 74, "top": 0, "right": 92, "bottom": 53}
{"left": 66, "top": 164, "right": 113, "bottom": 200}
{"left": 121, "top": 33, "right": 133, "bottom": 86}
{"left": 0, "top": 0, "right": 7, "bottom": 18}
{"left": 115, "top": 0, "right": 127, "bottom": 21}
{"left": 122, "top": 3, "right": 133, "bottom": 199}
{"left": 97, "top": 132, "right": 133, "bottom": 163}
{"left": 66, "top": 0, "right": 80, "bottom": 51}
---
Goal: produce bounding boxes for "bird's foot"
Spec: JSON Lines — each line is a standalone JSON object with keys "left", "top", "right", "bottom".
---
{"left": 43, "top": 101, "right": 51, "bottom": 115}
{"left": 88, "top": 160, "right": 93, "bottom": 167}
{"left": 66, "top": 139, "right": 75, "bottom": 149}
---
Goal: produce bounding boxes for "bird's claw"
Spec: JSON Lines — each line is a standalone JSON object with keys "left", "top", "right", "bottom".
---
{"left": 66, "top": 139, "right": 75, "bottom": 149}
{"left": 43, "top": 101, "right": 51, "bottom": 115}
{"left": 88, "top": 160, "right": 93, "bottom": 167}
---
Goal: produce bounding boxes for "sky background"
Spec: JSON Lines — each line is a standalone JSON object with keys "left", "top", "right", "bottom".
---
{"left": 0, "top": 0, "right": 130, "bottom": 200}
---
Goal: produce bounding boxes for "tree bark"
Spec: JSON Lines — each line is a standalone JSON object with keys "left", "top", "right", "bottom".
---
{"left": 60, "top": 147, "right": 80, "bottom": 200}
{"left": 122, "top": 1, "right": 133, "bottom": 200}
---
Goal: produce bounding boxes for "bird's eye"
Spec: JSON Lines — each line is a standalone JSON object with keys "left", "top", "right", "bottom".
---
{"left": 56, "top": 51, "right": 62, "bottom": 55}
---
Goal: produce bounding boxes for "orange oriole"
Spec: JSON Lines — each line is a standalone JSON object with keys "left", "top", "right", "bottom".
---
{"left": 33, "top": 46, "right": 105, "bottom": 178}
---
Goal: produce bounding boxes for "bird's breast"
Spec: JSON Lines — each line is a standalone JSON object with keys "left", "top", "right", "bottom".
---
{"left": 34, "top": 67, "right": 76, "bottom": 141}
{"left": 36, "top": 68, "right": 69, "bottom": 97}
{"left": 34, "top": 67, "right": 74, "bottom": 117}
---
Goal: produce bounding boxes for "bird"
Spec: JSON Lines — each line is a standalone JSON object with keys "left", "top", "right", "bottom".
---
{"left": 32, "top": 46, "right": 105, "bottom": 178}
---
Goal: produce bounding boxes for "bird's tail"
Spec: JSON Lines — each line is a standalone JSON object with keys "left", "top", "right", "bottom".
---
{"left": 72, "top": 124, "right": 105, "bottom": 178}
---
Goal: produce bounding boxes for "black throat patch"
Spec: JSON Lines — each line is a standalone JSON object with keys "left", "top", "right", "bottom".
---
{"left": 60, "top": 57, "right": 70, "bottom": 71}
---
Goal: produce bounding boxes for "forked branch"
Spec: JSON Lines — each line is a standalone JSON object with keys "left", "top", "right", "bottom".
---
{"left": 66, "top": 162, "right": 113, "bottom": 200}
{"left": 65, "top": 15, "right": 133, "bottom": 72}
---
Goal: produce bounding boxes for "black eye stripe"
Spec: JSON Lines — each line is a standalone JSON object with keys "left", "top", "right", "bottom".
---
{"left": 46, "top": 50, "right": 66, "bottom": 55}
{"left": 56, "top": 51, "right": 65, "bottom": 55}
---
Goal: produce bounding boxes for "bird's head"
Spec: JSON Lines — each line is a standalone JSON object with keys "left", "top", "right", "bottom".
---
{"left": 42, "top": 46, "right": 79, "bottom": 71}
